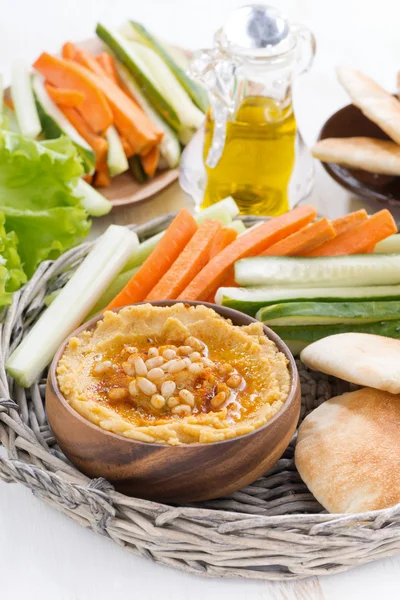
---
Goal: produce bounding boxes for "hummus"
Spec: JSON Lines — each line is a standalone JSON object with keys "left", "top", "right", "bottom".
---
{"left": 56, "top": 304, "right": 290, "bottom": 445}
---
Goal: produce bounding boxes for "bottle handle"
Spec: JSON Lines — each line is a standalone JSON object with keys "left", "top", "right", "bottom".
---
{"left": 292, "top": 24, "right": 316, "bottom": 75}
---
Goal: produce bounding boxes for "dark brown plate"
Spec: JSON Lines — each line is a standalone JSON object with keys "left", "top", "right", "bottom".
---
{"left": 318, "top": 100, "right": 400, "bottom": 205}
{"left": 46, "top": 301, "right": 300, "bottom": 503}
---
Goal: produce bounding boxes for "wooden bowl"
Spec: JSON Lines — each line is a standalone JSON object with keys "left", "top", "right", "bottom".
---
{"left": 318, "top": 100, "right": 400, "bottom": 205}
{"left": 46, "top": 301, "right": 300, "bottom": 503}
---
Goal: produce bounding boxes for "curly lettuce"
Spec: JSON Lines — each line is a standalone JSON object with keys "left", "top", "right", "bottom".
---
{"left": 0, "top": 212, "right": 26, "bottom": 307}
{"left": 0, "top": 131, "right": 90, "bottom": 277}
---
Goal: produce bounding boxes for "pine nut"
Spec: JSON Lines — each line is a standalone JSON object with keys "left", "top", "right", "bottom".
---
{"left": 146, "top": 356, "right": 164, "bottom": 370}
{"left": 168, "top": 359, "right": 188, "bottom": 374}
{"left": 171, "top": 404, "right": 191, "bottom": 415}
{"left": 179, "top": 389, "right": 195, "bottom": 407}
{"left": 125, "top": 346, "right": 137, "bottom": 354}
{"left": 162, "top": 348, "right": 176, "bottom": 360}
{"left": 161, "top": 380, "right": 176, "bottom": 398}
{"left": 185, "top": 336, "right": 204, "bottom": 352}
{"left": 122, "top": 361, "right": 136, "bottom": 376}
{"left": 218, "top": 363, "right": 234, "bottom": 376}
{"left": 93, "top": 361, "right": 112, "bottom": 374}
{"left": 188, "top": 362, "right": 203, "bottom": 375}
{"left": 137, "top": 377, "right": 157, "bottom": 396}
{"left": 227, "top": 374, "right": 242, "bottom": 389}
{"left": 177, "top": 345, "right": 193, "bottom": 356}
{"left": 147, "top": 347, "right": 159, "bottom": 358}
{"left": 134, "top": 357, "right": 147, "bottom": 376}
{"left": 167, "top": 396, "right": 179, "bottom": 408}
{"left": 147, "top": 367, "right": 165, "bottom": 382}
{"left": 210, "top": 391, "right": 227, "bottom": 408}
{"left": 189, "top": 352, "right": 202, "bottom": 362}
{"left": 127, "top": 353, "right": 138, "bottom": 365}
{"left": 202, "top": 357, "right": 214, "bottom": 368}
{"left": 128, "top": 380, "right": 139, "bottom": 397}
{"left": 150, "top": 394, "right": 166, "bottom": 409}
{"left": 108, "top": 387, "right": 128, "bottom": 401}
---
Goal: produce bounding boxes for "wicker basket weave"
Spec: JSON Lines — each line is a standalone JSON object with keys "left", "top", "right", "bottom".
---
{"left": 1, "top": 213, "right": 400, "bottom": 581}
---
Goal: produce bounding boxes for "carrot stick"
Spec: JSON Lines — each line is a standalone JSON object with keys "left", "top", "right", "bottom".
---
{"left": 4, "top": 97, "right": 14, "bottom": 110}
{"left": 146, "top": 220, "right": 222, "bottom": 301}
{"left": 179, "top": 205, "right": 317, "bottom": 301}
{"left": 96, "top": 53, "right": 120, "bottom": 85}
{"left": 61, "top": 106, "right": 108, "bottom": 164}
{"left": 331, "top": 209, "right": 368, "bottom": 235}
{"left": 305, "top": 209, "right": 397, "bottom": 257}
{"left": 107, "top": 209, "right": 198, "bottom": 310}
{"left": 45, "top": 83, "right": 85, "bottom": 107}
{"left": 82, "top": 174, "right": 93, "bottom": 184}
{"left": 94, "top": 163, "right": 111, "bottom": 188}
{"left": 141, "top": 146, "right": 160, "bottom": 178}
{"left": 263, "top": 218, "right": 336, "bottom": 256}
{"left": 62, "top": 42, "right": 79, "bottom": 61}
{"left": 209, "top": 227, "right": 238, "bottom": 259}
{"left": 33, "top": 53, "right": 113, "bottom": 135}
{"left": 73, "top": 47, "right": 108, "bottom": 77}
{"left": 121, "top": 137, "right": 135, "bottom": 158}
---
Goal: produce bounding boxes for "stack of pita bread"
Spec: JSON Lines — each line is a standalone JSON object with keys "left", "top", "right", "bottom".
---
{"left": 295, "top": 333, "right": 400, "bottom": 513}
{"left": 313, "top": 68, "right": 400, "bottom": 175}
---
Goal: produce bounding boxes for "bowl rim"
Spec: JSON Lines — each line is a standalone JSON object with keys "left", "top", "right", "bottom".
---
{"left": 47, "top": 300, "right": 300, "bottom": 449}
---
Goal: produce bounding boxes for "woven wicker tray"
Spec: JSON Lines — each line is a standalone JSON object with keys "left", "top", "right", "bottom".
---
{"left": 1, "top": 213, "right": 399, "bottom": 581}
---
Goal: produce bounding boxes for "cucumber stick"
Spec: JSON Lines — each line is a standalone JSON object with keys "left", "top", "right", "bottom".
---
{"left": 235, "top": 254, "right": 400, "bottom": 288}
{"left": 215, "top": 285, "right": 400, "bottom": 316}
{"left": 116, "top": 63, "right": 180, "bottom": 168}
{"left": 129, "top": 155, "right": 148, "bottom": 183}
{"left": 105, "top": 126, "right": 129, "bottom": 176}
{"left": 257, "top": 301, "right": 400, "bottom": 326}
{"left": 374, "top": 234, "right": 400, "bottom": 253}
{"left": 228, "top": 220, "right": 247, "bottom": 235}
{"left": 273, "top": 320, "right": 400, "bottom": 356}
{"left": 122, "top": 197, "right": 239, "bottom": 272}
{"left": 6, "top": 225, "right": 139, "bottom": 387}
{"left": 127, "top": 20, "right": 208, "bottom": 113}
{"left": 127, "top": 40, "right": 204, "bottom": 140}
{"left": 32, "top": 75, "right": 95, "bottom": 174}
{"left": 11, "top": 63, "right": 41, "bottom": 138}
{"left": 96, "top": 24, "right": 180, "bottom": 132}
{"left": 75, "top": 179, "right": 112, "bottom": 217}
{"left": 2, "top": 106, "right": 20, "bottom": 133}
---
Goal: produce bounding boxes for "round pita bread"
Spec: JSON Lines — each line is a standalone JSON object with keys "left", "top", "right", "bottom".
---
{"left": 295, "top": 388, "right": 400, "bottom": 513}
{"left": 300, "top": 333, "right": 400, "bottom": 394}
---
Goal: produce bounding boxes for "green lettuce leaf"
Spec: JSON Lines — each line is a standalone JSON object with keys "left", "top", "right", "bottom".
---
{"left": 0, "top": 212, "right": 26, "bottom": 307}
{"left": 0, "top": 131, "right": 91, "bottom": 277}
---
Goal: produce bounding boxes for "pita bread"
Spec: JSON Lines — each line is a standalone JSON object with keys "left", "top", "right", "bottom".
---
{"left": 295, "top": 387, "right": 400, "bottom": 513}
{"left": 300, "top": 333, "right": 400, "bottom": 394}
{"left": 337, "top": 67, "right": 400, "bottom": 146}
{"left": 312, "top": 137, "right": 400, "bottom": 175}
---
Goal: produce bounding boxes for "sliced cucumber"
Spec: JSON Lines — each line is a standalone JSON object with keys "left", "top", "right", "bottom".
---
{"left": 87, "top": 266, "right": 139, "bottom": 318}
{"left": 228, "top": 220, "right": 247, "bottom": 235}
{"left": 2, "top": 106, "right": 20, "bottom": 133}
{"left": 128, "top": 40, "right": 204, "bottom": 142}
{"left": 235, "top": 254, "right": 400, "bottom": 288}
{"left": 0, "top": 74, "right": 3, "bottom": 115}
{"left": 105, "top": 125, "right": 129, "bottom": 177}
{"left": 273, "top": 320, "right": 400, "bottom": 356}
{"left": 215, "top": 285, "right": 400, "bottom": 316}
{"left": 11, "top": 63, "right": 41, "bottom": 138}
{"left": 96, "top": 23, "right": 180, "bottom": 132}
{"left": 122, "top": 197, "right": 239, "bottom": 272}
{"left": 127, "top": 20, "right": 208, "bottom": 113}
{"left": 116, "top": 63, "right": 180, "bottom": 168}
{"left": 374, "top": 234, "right": 400, "bottom": 253}
{"left": 32, "top": 75, "right": 95, "bottom": 174}
{"left": 257, "top": 300, "right": 400, "bottom": 326}
{"left": 129, "top": 155, "right": 148, "bottom": 183}
{"left": 75, "top": 179, "right": 112, "bottom": 217}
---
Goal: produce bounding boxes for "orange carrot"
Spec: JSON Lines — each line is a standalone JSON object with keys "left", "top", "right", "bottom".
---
{"left": 141, "top": 146, "right": 160, "bottom": 178}
{"left": 305, "top": 210, "right": 397, "bottom": 257}
{"left": 331, "top": 209, "right": 368, "bottom": 235}
{"left": 107, "top": 209, "right": 198, "bottom": 310}
{"left": 263, "top": 218, "right": 336, "bottom": 256}
{"left": 82, "top": 174, "right": 93, "bottom": 184}
{"left": 45, "top": 83, "right": 85, "bottom": 107}
{"left": 94, "top": 163, "right": 111, "bottom": 188}
{"left": 61, "top": 106, "right": 108, "bottom": 164}
{"left": 146, "top": 220, "right": 222, "bottom": 301}
{"left": 96, "top": 53, "right": 120, "bottom": 85}
{"left": 73, "top": 47, "right": 108, "bottom": 77}
{"left": 179, "top": 205, "right": 317, "bottom": 301}
{"left": 62, "top": 42, "right": 78, "bottom": 61}
{"left": 209, "top": 227, "right": 238, "bottom": 259}
{"left": 33, "top": 53, "right": 113, "bottom": 134}
{"left": 4, "top": 97, "right": 14, "bottom": 110}
{"left": 121, "top": 137, "right": 135, "bottom": 158}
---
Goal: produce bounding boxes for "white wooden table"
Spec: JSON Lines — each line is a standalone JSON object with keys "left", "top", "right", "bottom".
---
{"left": 1, "top": 0, "right": 400, "bottom": 598}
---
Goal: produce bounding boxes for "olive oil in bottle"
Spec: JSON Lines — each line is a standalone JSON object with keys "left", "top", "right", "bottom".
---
{"left": 202, "top": 96, "right": 297, "bottom": 216}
